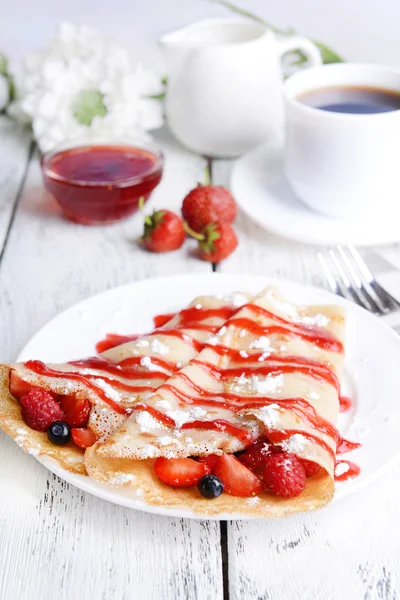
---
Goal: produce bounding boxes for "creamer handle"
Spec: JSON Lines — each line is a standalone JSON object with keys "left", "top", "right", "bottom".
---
{"left": 276, "top": 35, "right": 322, "bottom": 69}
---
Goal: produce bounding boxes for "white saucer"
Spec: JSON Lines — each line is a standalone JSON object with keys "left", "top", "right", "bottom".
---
{"left": 231, "top": 142, "right": 400, "bottom": 246}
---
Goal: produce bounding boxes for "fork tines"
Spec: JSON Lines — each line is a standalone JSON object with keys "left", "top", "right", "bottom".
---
{"left": 318, "top": 245, "right": 400, "bottom": 315}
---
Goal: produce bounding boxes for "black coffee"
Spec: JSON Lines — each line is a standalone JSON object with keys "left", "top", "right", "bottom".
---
{"left": 298, "top": 85, "right": 400, "bottom": 114}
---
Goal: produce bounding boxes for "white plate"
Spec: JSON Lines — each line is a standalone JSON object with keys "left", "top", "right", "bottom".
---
{"left": 231, "top": 141, "right": 400, "bottom": 247}
{"left": 16, "top": 273, "right": 400, "bottom": 519}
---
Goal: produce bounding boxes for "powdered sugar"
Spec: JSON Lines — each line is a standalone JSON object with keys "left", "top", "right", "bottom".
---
{"left": 166, "top": 406, "right": 207, "bottom": 427}
{"left": 299, "top": 313, "right": 330, "bottom": 327}
{"left": 280, "top": 433, "right": 308, "bottom": 453}
{"left": 233, "top": 373, "right": 284, "bottom": 395}
{"left": 93, "top": 378, "right": 122, "bottom": 403}
{"left": 155, "top": 399, "right": 172, "bottom": 410}
{"left": 246, "top": 496, "right": 261, "bottom": 506}
{"left": 135, "top": 339, "right": 150, "bottom": 348}
{"left": 135, "top": 411, "right": 163, "bottom": 433}
{"left": 156, "top": 436, "right": 182, "bottom": 446}
{"left": 239, "top": 350, "right": 249, "bottom": 358}
{"left": 249, "top": 336, "right": 272, "bottom": 352}
{"left": 242, "top": 403, "right": 281, "bottom": 428}
{"left": 108, "top": 472, "right": 137, "bottom": 486}
{"left": 206, "top": 334, "right": 219, "bottom": 346}
{"left": 150, "top": 339, "right": 170, "bottom": 355}
{"left": 195, "top": 303, "right": 202, "bottom": 309}
{"left": 207, "top": 325, "right": 228, "bottom": 346}
{"left": 255, "top": 374, "right": 284, "bottom": 395}
{"left": 140, "top": 356, "right": 162, "bottom": 372}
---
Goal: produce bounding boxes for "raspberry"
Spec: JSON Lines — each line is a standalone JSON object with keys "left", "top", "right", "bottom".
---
{"left": 300, "top": 458, "right": 321, "bottom": 478}
{"left": 263, "top": 452, "right": 306, "bottom": 498}
{"left": 239, "top": 438, "right": 273, "bottom": 472}
{"left": 239, "top": 438, "right": 282, "bottom": 473}
{"left": 20, "top": 387, "right": 65, "bottom": 432}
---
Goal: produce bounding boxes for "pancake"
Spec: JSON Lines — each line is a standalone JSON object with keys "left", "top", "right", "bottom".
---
{"left": 85, "top": 287, "right": 345, "bottom": 516}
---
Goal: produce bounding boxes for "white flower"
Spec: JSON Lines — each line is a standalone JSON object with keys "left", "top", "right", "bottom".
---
{"left": 8, "top": 22, "right": 164, "bottom": 151}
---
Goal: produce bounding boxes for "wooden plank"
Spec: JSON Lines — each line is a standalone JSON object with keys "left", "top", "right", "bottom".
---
{"left": 213, "top": 159, "right": 400, "bottom": 600}
{"left": 0, "top": 129, "right": 223, "bottom": 600}
{"left": 0, "top": 116, "right": 32, "bottom": 255}
{"left": 227, "top": 472, "right": 400, "bottom": 600}
{"left": 0, "top": 432, "right": 223, "bottom": 600}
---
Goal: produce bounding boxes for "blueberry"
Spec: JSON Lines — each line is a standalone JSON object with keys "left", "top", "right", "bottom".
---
{"left": 48, "top": 421, "right": 71, "bottom": 445}
{"left": 197, "top": 474, "right": 224, "bottom": 499}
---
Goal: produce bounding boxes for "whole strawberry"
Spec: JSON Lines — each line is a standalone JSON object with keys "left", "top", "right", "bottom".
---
{"left": 140, "top": 200, "right": 185, "bottom": 253}
{"left": 186, "top": 222, "right": 238, "bottom": 263}
{"left": 182, "top": 185, "right": 237, "bottom": 233}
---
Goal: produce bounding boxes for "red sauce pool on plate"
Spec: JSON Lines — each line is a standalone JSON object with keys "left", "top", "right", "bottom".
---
{"left": 42, "top": 144, "right": 163, "bottom": 225}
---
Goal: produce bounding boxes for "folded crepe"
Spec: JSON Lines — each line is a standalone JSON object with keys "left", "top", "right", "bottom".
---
{"left": 86, "top": 287, "right": 345, "bottom": 517}
{"left": 0, "top": 294, "right": 247, "bottom": 475}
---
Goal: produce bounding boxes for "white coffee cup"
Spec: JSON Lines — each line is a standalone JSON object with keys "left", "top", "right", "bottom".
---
{"left": 283, "top": 63, "right": 400, "bottom": 219}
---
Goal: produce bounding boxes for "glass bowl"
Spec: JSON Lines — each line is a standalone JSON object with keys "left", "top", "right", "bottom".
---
{"left": 41, "top": 136, "right": 163, "bottom": 225}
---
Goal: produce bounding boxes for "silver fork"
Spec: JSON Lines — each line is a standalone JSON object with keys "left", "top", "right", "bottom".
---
{"left": 317, "top": 246, "right": 400, "bottom": 318}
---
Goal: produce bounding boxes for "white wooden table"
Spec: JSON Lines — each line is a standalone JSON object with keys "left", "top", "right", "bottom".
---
{"left": 0, "top": 115, "right": 399, "bottom": 600}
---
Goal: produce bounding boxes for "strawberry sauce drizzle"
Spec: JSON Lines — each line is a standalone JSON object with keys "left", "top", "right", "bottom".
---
{"left": 70, "top": 356, "right": 170, "bottom": 381}
{"left": 24, "top": 360, "right": 129, "bottom": 415}
{"left": 339, "top": 395, "right": 352, "bottom": 413}
{"left": 96, "top": 334, "right": 140, "bottom": 353}
{"left": 191, "top": 350, "right": 340, "bottom": 392}
{"left": 231, "top": 302, "right": 343, "bottom": 352}
{"left": 96, "top": 306, "right": 236, "bottom": 353}
{"left": 153, "top": 313, "right": 176, "bottom": 328}
{"left": 337, "top": 437, "right": 361, "bottom": 454}
{"left": 133, "top": 402, "right": 253, "bottom": 445}
{"left": 267, "top": 429, "right": 336, "bottom": 460}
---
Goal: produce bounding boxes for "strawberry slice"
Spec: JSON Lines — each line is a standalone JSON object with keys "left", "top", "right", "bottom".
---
{"left": 198, "top": 454, "right": 220, "bottom": 472}
{"left": 214, "top": 454, "right": 263, "bottom": 497}
{"left": 10, "top": 372, "right": 32, "bottom": 399}
{"left": 71, "top": 428, "right": 96, "bottom": 448}
{"left": 10, "top": 373, "right": 56, "bottom": 401}
{"left": 59, "top": 395, "right": 90, "bottom": 428}
{"left": 154, "top": 457, "right": 210, "bottom": 487}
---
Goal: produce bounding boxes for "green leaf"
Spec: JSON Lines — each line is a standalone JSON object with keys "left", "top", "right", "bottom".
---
{"left": 0, "top": 52, "right": 16, "bottom": 105}
{"left": 72, "top": 89, "right": 107, "bottom": 126}
{"left": 148, "top": 92, "right": 166, "bottom": 100}
{"left": 314, "top": 41, "right": 345, "bottom": 64}
{"left": 0, "top": 53, "right": 8, "bottom": 77}
{"left": 201, "top": 223, "right": 221, "bottom": 254}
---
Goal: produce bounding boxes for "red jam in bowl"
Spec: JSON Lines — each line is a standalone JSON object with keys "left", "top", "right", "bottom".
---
{"left": 42, "top": 143, "right": 163, "bottom": 225}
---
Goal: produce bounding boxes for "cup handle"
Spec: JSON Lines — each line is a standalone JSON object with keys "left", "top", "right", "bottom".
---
{"left": 276, "top": 35, "right": 322, "bottom": 68}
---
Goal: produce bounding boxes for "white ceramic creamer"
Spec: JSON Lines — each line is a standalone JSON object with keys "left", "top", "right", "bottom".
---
{"left": 161, "top": 18, "right": 322, "bottom": 157}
